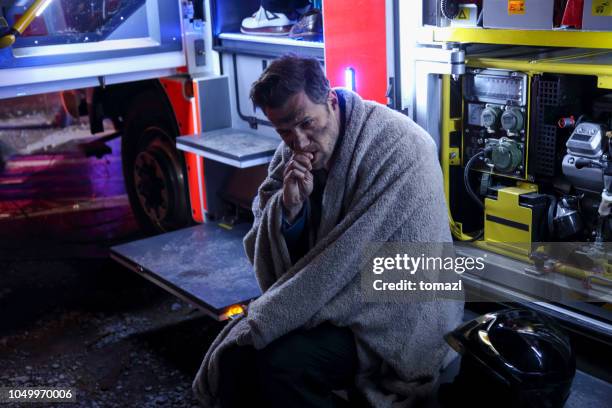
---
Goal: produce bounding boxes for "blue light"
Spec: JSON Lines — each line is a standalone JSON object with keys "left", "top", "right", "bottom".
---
{"left": 344, "top": 68, "right": 356, "bottom": 91}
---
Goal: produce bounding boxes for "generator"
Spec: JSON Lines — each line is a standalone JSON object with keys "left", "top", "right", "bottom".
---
{"left": 446, "top": 48, "right": 612, "bottom": 253}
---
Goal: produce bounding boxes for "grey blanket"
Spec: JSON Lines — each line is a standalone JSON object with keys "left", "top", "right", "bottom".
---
{"left": 193, "top": 89, "right": 464, "bottom": 407}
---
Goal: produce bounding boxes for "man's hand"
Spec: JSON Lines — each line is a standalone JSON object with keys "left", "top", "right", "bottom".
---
{"left": 283, "top": 152, "right": 314, "bottom": 223}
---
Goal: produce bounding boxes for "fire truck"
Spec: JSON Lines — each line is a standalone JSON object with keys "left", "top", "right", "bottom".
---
{"left": 1, "top": 0, "right": 392, "bottom": 317}
{"left": 2, "top": 0, "right": 612, "bottom": 401}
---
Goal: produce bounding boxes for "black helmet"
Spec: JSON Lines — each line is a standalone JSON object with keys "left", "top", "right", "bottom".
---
{"left": 440, "top": 308, "right": 576, "bottom": 408}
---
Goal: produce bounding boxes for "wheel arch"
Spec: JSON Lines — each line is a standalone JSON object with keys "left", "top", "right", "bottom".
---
{"left": 90, "top": 79, "right": 180, "bottom": 136}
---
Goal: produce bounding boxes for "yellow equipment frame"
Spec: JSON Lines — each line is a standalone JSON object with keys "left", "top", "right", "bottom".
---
{"left": 441, "top": 48, "right": 612, "bottom": 282}
{"left": 422, "top": 27, "right": 612, "bottom": 50}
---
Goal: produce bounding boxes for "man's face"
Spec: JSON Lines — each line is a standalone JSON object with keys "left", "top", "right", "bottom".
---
{"left": 264, "top": 90, "right": 340, "bottom": 170}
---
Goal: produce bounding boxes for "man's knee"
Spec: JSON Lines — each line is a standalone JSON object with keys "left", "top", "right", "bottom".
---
{"left": 256, "top": 324, "right": 357, "bottom": 381}
{"left": 219, "top": 345, "right": 254, "bottom": 375}
{"left": 218, "top": 345, "right": 262, "bottom": 407}
{"left": 257, "top": 330, "right": 310, "bottom": 375}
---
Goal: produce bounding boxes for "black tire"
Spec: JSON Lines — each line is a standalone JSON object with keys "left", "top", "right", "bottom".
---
{"left": 122, "top": 91, "right": 192, "bottom": 234}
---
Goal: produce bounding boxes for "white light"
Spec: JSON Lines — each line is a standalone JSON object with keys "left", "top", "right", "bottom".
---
{"left": 344, "top": 67, "right": 355, "bottom": 91}
{"left": 478, "top": 330, "right": 500, "bottom": 355}
{"left": 35, "top": 0, "right": 54, "bottom": 17}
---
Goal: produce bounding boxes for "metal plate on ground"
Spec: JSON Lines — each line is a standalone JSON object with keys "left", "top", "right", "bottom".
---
{"left": 110, "top": 222, "right": 261, "bottom": 320}
{"left": 566, "top": 370, "right": 612, "bottom": 408}
{"left": 177, "top": 128, "right": 280, "bottom": 168}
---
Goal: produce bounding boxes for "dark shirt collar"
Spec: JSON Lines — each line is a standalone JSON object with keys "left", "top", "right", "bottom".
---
{"left": 320, "top": 89, "right": 346, "bottom": 177}
{"left": 337, "top": 89, "right": 346, "bottom": 139}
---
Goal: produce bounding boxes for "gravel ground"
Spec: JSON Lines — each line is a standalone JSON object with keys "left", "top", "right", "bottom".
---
{"left": 0, "top": 257, "right": 223, "bottom": 407}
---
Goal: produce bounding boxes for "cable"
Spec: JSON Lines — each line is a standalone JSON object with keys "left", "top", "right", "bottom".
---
{"left": 460, "top": 150, "right": 487, "bottom": 242}
{"left": 231, "top": 53, "right": 273, "bottom": 129}
{"left": 466, "top": 229, "right": 483, "bottom": 242}
{"left": 464, "top": 150, "right": 485, "bottom": 209}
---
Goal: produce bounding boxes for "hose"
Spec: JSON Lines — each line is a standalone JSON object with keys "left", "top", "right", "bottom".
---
{"left": 464, "top": 150, "right": 485, "bottom": 209}
{"left": 462, "top": 150, "right": 486, "bottom": 241}
{"left": 465, "top": 228, "right": 484, "bottom": 242}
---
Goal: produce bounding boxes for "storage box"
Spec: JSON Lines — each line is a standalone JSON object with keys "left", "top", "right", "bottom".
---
{"left": 483, "top": 0, "right": 555, "bottom": 29}
{"left": 582, "top": 0, "right": 612, "bottom": 31}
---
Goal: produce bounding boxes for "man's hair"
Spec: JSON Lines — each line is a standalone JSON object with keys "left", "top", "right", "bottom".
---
{"left": 250, "top": 54, "right": 330, "bottom": 110}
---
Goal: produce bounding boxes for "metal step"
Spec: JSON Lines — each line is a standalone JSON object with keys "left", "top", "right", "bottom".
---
{"left": 567, "top": 369, "right": 612, "bottom": 408}
{"left": 177, "top": 128, "right": 279, "bottom": 168}
{"left": 110, "top": 222, "right": 261, "bottom": 320}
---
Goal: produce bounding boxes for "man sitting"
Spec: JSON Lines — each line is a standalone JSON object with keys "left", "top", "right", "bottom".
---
{"left": 193, "top": 55, "right": 464, "bottom": 407}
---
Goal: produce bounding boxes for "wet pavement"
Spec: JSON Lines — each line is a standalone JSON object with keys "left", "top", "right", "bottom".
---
{"left": 0, "top": 101, "right": 220, "bottom": 407}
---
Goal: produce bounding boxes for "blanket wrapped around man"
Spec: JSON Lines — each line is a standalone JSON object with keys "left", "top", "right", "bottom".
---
{"left": 193, "top": 89, "right": 464, "bottom": 407}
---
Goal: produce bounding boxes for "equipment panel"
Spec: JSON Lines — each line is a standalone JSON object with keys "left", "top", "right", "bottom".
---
{"left": 463, "top": 69, "right": 529, "bottom": 180}
{"left": 445, "top": 48, "right": 612, "bottom": 331}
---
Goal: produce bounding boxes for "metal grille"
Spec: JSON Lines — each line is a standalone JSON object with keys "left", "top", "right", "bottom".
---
{"left": 532, "top": 78, "right": 560, "bottom": 176}
{"left": 533, "top": 124, "right": 557, "bottom": 176}
{"left": 537, "top": 79, "right": 560, "bottom": 107}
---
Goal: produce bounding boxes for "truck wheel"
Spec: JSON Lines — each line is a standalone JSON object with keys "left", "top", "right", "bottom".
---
{"left": 122, "top": 92, "right": 191, "bottom": 234}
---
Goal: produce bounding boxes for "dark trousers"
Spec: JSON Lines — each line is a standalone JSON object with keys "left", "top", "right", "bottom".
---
{"left": 262, "top": 0, "right": 310, "bottom": 14}
{"left": 218, "top": 323, "right": 360, "bottom": 408}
